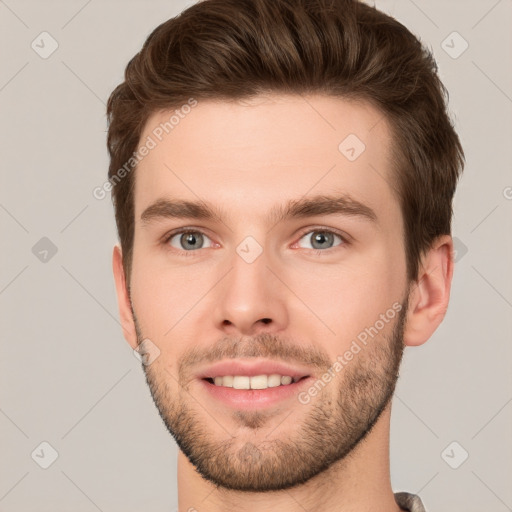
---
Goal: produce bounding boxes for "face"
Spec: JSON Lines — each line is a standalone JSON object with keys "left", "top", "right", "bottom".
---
{"left": 127, "top": 94, "right": 410, "bottom": 491}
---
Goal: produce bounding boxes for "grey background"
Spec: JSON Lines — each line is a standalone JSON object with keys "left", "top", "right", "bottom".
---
{"left": 1, "top": 0, "right": 511, "bottom": 510}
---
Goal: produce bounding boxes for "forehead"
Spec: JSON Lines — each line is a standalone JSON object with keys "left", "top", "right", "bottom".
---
{"left": 133, "top": 94, "right": 397, "bottom": 224}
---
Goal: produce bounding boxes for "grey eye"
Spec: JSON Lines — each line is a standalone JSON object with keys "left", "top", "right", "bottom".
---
{"left": 169, "top": 231, "right": 213, "bottom": 251}
{"left": 297, "top": 231, "right": 343, "bottom": 250}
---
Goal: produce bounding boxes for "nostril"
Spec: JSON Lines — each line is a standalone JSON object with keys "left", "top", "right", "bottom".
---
{"left": 261, "top": 318, "right": 271, "bottom": 324}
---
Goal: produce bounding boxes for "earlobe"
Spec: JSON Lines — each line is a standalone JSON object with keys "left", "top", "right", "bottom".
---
{"left": 403, "top": 235, "right": 454, "bottom": 347}
{"left": 112, "top": 244, "right": 138, "bottom": 349}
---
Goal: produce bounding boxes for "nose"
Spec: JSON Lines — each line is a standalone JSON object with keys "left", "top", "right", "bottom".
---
{"left": 213, "top": 246, "right": 288, "bottom": 336}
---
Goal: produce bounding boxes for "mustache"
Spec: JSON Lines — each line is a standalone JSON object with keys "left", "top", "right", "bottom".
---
{"left": 178, "top": 332, "right": 332, "bottom": 380}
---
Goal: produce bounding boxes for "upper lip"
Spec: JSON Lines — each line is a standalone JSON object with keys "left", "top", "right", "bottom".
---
{"left": 195, "top": 359, "right": 313, "bottom": 380}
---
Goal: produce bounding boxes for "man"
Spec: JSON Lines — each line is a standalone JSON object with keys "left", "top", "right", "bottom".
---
{"left": 107, "top": 0, "right": 464, "bottom": 510}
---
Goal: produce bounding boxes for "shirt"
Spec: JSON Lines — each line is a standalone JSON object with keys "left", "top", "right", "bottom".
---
{"left": 395, "top": 492, "right": 426, "bottom": 512}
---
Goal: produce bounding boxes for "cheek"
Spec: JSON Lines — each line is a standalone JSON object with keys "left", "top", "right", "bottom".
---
{"left": 129, "top": 249, "right": 196, "bottom": 338}
{"left": 285, "top": 246, "right": 405, "bottom": 351}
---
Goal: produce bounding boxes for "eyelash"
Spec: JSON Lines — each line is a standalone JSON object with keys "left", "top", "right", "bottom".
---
{"left": 161, "top": 227, "right": 350, "bottom": 257}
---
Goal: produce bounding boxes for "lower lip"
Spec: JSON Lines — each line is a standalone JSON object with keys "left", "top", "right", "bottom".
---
{"left": 199, "top": 377, "right": 312, "bottom": 410}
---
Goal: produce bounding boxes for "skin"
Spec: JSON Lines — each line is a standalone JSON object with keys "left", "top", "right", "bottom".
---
{"left": 112, "top": 94, "right": 454, "bottom": 512}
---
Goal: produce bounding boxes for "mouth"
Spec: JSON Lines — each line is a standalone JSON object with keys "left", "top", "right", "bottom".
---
{"left": 195, "top": 359, "right": 314, "bottom": 409}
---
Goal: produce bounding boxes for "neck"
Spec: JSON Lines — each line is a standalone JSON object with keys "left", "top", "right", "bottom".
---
{"left": 177, "top": 402, "right": 402, "bottom": 512}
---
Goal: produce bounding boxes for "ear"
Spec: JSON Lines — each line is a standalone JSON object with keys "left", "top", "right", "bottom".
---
{"left": 403, "top": 235, "right": 454, "bottom": 347}
{"left": 112, "top": 244, "right": 138, "bottom": 349}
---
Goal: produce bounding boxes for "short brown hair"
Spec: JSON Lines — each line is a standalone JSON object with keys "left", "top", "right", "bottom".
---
{"left": 106, "top": 0, "right": 464, "bottom": 284}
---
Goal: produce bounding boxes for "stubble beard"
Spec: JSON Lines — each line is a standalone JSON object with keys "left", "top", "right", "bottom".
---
{"left": 134, "top": 300, "right": 408, "bottom": 492}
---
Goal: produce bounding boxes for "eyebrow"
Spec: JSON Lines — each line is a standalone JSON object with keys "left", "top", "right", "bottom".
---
{"left": 140, "top": 194, "right": 378, "bottom": 227}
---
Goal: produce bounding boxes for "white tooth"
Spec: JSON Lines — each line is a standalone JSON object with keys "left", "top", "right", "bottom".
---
{"left": 222, "top": 375, "right": 234, "bottom": 387}
{"left": 267, "top": 374, "right": 282, "bottom": 387}
{"left": 281, "top": 375, "right": 292, "bottom": 385}
{"left": 214, "top": 376, "right": 223, "bottom": 386}
{"left": 233, "top": 375, "right": 250, "bottom": 389}
{"left": 250, "top": 375, "right": 268, "bottom": 389}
